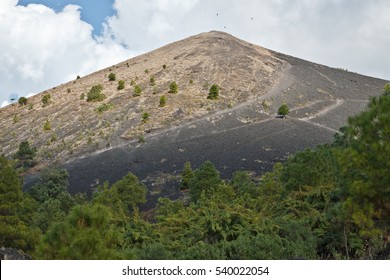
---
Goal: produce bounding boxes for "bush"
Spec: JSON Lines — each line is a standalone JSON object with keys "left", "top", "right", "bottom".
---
{"left": 18, "top": 97, "right": 27, "bottom": 106}
{"left": 169, "top": 81, "right": 178, "bottom": 93}
{"left": 142, "top": 112, "right": 149, "bottom": 123}
{"left": 108, "top": 73, "right": 116, "bottom": 81}
{"left": 138, "top": 135, "right": 145, "bottom": 143}
{"left": 80, "top": 93, "right": 85, "bottom": 100}
{"left": 87, "top": 84, "right": 105, "bottom": 102}
{"left": 384, "top": 84, "right": 390, "bottom": 95}
{"left": 42, "top": 94, "right": 51, "bottom": 107}
{"left": 43, "top": 120, "right": 51, "bottom": 131}
{"left": 277, "top": 104, "right": 289, "bottom": 116}
{"left": 95, "top": 103, "right": 114, "bottom": 114}
{"left": 159, "top": 95, "right": 167, "bottom": 107}
{"left": 149, "top": 76, "right": 155, "bottom": 86}
{"left": 163, "top": 64, "right": 167, "bottom": 69}
{"left": 208, "top": 84, "right": 219, "bottom": 100}
{"left": 133, "top": 85, "right": 142, "bottom": 97}
{"left": 117, "top": 80, "right": 125, "bottom": 90}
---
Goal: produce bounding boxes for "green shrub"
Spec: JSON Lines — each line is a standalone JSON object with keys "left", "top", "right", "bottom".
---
{"left": 150, "top": 76, "right": 155, "bottom": 86}
{"left": 159, "top": 95, "right": 167, "bottom": 107}
{"left": 133, "top": 85, "right": 142, "bottom": 97}
{"left": 130, "top": 80, "right": 136, "bottom": 86}
{"left": 18, "top": 97, "right": 27, "bottom": 106}
{"left": 277, "top": 104, "right": 289, "bottom": 116}
{"left": 95, "top": 103, "right": 114, "bottom": 114}
{"left": 43, "top": 120, "right": 51, "bottom": 131}
{"left": 169, "top": 81, "right": 178, "bottom": 93}
{"left": 13, "top": 115, "right": 19, "bottom": 124}
{"left": 87, "top": 84, "right": 105, "bottom": 102}
{"left": 117, "top": 80, "right": 125, "bottom": 90}
{"left": 384, "top": 84, "right": 390, "bottom": 95}
{"left": 163, "top": 64, "right": 167, "bottom": 69}
{"left": 208, "top": 84, "right": 219, "bottom": 100}
{"left": 76, "top": 75, "right": 80, "bottom": 79}
{"left": 28, "top": 103, "right": 33, "bottom": 110}
{"left": 145, "top": 69, "right": 149, "bottom": 74}
{"left": 138, "top": 135, "right": 145, "bottom": 143}
{"left": 80, "top": 93, "right": 85, "bottom": 100}
{"left": 42, "top": 94, "right": 51, "bottom": 107}
{"left": 142, "top": 112, "right": 150, "bottom": 123}
{"left": 108, "top": 73, "right": 116, "bottom": 81}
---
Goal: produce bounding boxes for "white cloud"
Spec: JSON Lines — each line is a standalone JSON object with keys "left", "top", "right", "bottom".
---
{"left": 0, "top": 1, "right": 132, "bottom": 107}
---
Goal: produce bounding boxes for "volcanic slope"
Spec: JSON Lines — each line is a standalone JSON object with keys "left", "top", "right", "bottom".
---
{"left": 0, "top": 31, "right": 388, "bottom": 196}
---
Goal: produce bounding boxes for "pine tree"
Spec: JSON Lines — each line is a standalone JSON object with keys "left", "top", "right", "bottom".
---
{"left": 189, "top": 161, "right": 222, "bottom": 202}
{"left": 208, "top": 84, "right": 219, "bottom": 100}
{"left": 0, "top": 156, "right": 39, "bottom": 252}
{"left": 169, "top": 81, "right": 178, "bottom": 93}
{"left": 180, "top": 162, "right": 194, "bottom": 189}
{"left": 278, "top": 104, "right": 289, "bottom": 116}
{"left": 159, "top": 95, "right": 167, "bottom": 107}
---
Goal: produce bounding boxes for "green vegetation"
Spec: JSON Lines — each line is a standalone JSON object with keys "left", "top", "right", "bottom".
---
{"left": 159, "top": 95, "right": 167, "bottom": 107}
{"left": 18, "top": 97, "right": 27, "bottom": 106}
{"left": 43, "top": 120, "right": 51, "bottom": 131}
{"left": 208, "top": 84, "right": 219, "bottom": 100}
{"left": 80, "top": 93, "right": 85, "bottom": 100}
{"left": 14, "top": 141, "right": 37, "bottom": 168}
{"left": 13, "top": 115, "right": 19, "bottom": 124}
{"left": 117, "top": 80, "right": 125, "bottom": 90}
{"left": 384, "top": 83, "right": 390, "bottom": 95}
{"left": 138, "top": 135, "right": 145, "bottom": 143}
{"left": 133, "top": 85, "right": 142, "bottom": 97}
{"left": 142, "top": 112, "right": 149, "bottom": 123}
{"left": 277, "top": 104, "right": 289, "bottom": 116}
{"left": 87, "top": 84, "right": 105, "bottom": 102}
{"left": 0, "top": 156, "right": 40, "bottom": 253}
{"left": 41, "top": 94, "right": 51, "bottom": 107}
{"left": 169, "top": 81, "right": 178, "bottom": 93}
{"left": 95, "top": 103, "right": 114, "bottom": 114}
{"left": 149, "top": 76, "right": 155, "bottom": 86}
{"left": 108, "top": 73, "right": 116, "bottom": 81}
{"left": 180, "top": 162, "right": 194, "bottom": 189}
{"left": 163, "top": 64, "right": 167, "bottom": 69}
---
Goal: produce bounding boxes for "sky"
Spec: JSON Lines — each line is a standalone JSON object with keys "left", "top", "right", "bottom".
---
{"left": 1, "top": 0, "right": 390, "bottom": 107}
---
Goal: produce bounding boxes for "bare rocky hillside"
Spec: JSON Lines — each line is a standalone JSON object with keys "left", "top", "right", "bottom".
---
{"left": 0, "top": 31, "right": 284, "bottom": 169}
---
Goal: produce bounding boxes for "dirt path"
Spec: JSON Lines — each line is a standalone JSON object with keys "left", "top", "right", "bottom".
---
{"left": 299, "top": 99, "right": 345, "bottom": 121}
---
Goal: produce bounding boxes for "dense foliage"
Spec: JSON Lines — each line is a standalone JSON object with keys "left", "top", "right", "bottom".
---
{"left": 277, "top": 104, "right": 289, "bottom": 116}
{"left": 1, "top": 86, "right": 389, "bottom": 260}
